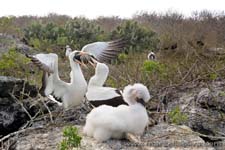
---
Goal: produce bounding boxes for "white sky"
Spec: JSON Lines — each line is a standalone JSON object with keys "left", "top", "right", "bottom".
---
{"left": 0, "top": 0, "right": 224, "bottom": 19}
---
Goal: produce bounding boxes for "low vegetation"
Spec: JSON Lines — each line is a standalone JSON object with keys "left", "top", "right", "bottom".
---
{"left": 0, "top": 48, "right": 30, "bottom": 77}
{"left": 0, "top": 11, "right": 225, "bottom": 149}
{"left": 168, "top": 106, "right": 188, "bottom": 125}
{"left": 59, "top": 126, "right": 82, "bottom": 150}
{"left": 0, "top": 10, "right": 225, "bottom": 97}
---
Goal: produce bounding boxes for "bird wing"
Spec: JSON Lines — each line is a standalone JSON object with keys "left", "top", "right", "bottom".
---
{"left": 81, "top": 38, "right": 126, "bottom": 62}
{"left": 26, "top": 53, "right": 56, "bottom": 73}
{"left": 86, "top": 86, "right": 121, "bottom": 101}
{"left": 26, "top": 53, "right": 68, "bottom": 98}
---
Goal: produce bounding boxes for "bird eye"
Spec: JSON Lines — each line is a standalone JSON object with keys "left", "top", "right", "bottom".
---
{"left": 73, "top": 52, "right": 81, "bottom": 62}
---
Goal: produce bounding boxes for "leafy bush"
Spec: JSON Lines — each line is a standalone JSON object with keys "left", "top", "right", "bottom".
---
{"left": 64, "top": 18, "right": 106, "bottom": 49}
{"left": 110, "top": 20, "right": 159, "bottom": 52}
{"left": 0, "top": 48, "right": 30, "bottom": 77}
{"left": 24, "top": 22, "right": 43, "bottom": 40}
{"left": 168, "top": 106, "right": 188, "bottom": 125}
{"left": 23, "top": 18, "right": 107, "bottom": 57}
{"left": 0, "top": 16, "right": 22, "bottom": 36}
{"left": 142, "top": 60, "right": 167, "bottom": 78}
{"left": 59, "top": 126, "right": 82, "bottom": 150}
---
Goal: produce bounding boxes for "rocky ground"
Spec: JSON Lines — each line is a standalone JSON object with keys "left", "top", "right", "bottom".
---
{"left": 10, "top": 124, "right": 219, "bottom": 150}
{"left": 0, "top": 33, "right": 225, "bottom": 149}
{"left": 0, "top": 75, "right": 225, "bottom": 150}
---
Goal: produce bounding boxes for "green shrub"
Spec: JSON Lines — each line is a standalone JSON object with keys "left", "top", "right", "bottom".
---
{"left": 168, "top": 106, "right": 188, "bottom": 125}
{"left": 0, "top": 48, "right": 30, "bottom": 77}
{"left": 23, "top": 18, "right": 107, "bottom": 57}
{"left": 209, "top": 73, "right": 217, "bottom": 81}
{"left": 57, "top": 36, "right": 69, "bottom": 46}
{"left": 64, "top": 18, "right": 105, "bottom": 49}
{"left": 110, "top": 20, "right": 159, "bottom": 52}
{"left": 59, "top": 126, "right": 82, "bottom": 150}
{"left": 142, "top": 60, "right": 167, "bottom": 78}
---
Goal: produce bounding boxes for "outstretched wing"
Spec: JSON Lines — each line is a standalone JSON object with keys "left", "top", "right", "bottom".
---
{"left": 81, "top": 38, "right": 126, "bottom": 62}
{"left": 26, "top": 53, "right": 68, "bottom": 100}
{"left": 26, "top": 53, "right": 57, "bottom": 73}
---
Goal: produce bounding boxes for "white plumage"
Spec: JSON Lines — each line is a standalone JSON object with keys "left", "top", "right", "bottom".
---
{"left": 65, "top": 45, "right": 72, "bottom": 57}
{"left": 28, "top": 38, "right": 125, "bottom": 109}
{"left": 147, "top": 51, "right": 156, "bottom": 60}
{"left": 86, "top": 62, "right": 127, "bottom": 107}
{"left": 83, "top": 83, "right": 150, "bottom": 142}
{"left": 28, "top": 51, "right": 87, "bottom": 109}
{"left": 86, "top": 62, "right": 119, "bottom": 100}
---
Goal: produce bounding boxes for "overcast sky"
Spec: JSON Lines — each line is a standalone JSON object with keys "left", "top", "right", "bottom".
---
{"left": 0, "top": 0, "right": 224, "bottom": 18}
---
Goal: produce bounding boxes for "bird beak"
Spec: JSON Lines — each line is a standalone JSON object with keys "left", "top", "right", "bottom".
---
{"left": 73, "top": 53, "right": 88, "bottom": 68}
{"left": 73, "top": 51, "right": 98, "bottom": 68}
{"left": 89, "top": 57, "right": 98, "bottom": 68}
{"left": 75, "top": 59, "right": 88, "bottom": 68}
{"left": 79, "top": 51, "right": 89, "bottom": 55}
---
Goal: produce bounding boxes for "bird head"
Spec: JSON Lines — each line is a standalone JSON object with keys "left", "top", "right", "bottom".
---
{"left": 94, "top": 62, "right": 109, "bottom": 76}
{"left": 65, "top": 45, "right": 72, "bottom": 57}
{"left": 122, "top": 83, "right": 150, "bottom": 106}
{"left": 147, "top": 52, "right": 156, "bottom": 60}
{"left": 71, "top": 51, "right": 98, "bottom": 68}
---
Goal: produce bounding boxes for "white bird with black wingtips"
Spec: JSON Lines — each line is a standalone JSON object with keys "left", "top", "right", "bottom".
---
{"left": 86, "top": 62, "right": 127, "bottom": 107}
{"left": 26, "top": 51, "right": 87, "bottom": 109}
{"left": 147, "top": 51, "right": 156, "bottom": 60}
{"left": 27, "top": 39, "right": 126, "bottom": 109}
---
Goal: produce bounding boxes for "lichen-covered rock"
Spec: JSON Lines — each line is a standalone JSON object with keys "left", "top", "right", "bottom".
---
{"left": 0, "top": 33, "right": 35, "bottom": 56}
{"left": 0, "top": 76, "right": 38, "bottom": 136}
{"left": 14, "top": 124, "right": 215, "bottom": 150}
{"left": 0, "top": 76, "right": 38, "bottom": 98}
{"left": 165, "top": 81, "right": 225, "bottom": 144}
{"left": 0, "top": 97, "right": 30, "bottom": 136}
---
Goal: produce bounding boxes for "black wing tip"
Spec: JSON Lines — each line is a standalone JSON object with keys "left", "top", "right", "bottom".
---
{"left": 39, "top": 71, "right": 47, "bottom": 96}
{"left": 25, "top": 53, "right": 33, "bottom": 59}
{"left": 109, "top": 38, "right": 128, "bottom": 45}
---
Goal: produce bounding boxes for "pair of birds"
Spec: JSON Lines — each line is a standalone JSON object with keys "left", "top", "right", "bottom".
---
{"left": 27, "top": 39, "right": 128, "bottom": 109}
{"left": 28, "top": 39, "right": 151, "bottom": 142}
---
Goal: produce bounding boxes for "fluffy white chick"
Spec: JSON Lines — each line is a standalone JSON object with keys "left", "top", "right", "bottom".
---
{"left": 83, "top": 83, "right": 150, "bottom": 142}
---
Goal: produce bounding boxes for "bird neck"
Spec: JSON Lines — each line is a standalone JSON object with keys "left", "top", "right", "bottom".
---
{"left": 88, "top": 72, "right": 107, "bottom": 87}
{"left": 52, "top": 57, "right": 60, "bottom": 79}
{"left": 70, "top": 62, "right": 85, "bottom": 84}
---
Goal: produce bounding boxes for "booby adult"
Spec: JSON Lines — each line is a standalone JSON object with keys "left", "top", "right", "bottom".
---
{"left": 27, "top": 39, "right": 126, "bottom": 108}
{"left": 147, "top": 51, "right": 156, "bottom": 60}
{"left": 86, "top": 62, "right": 127, "bottom": 107}
{"left": 27, "top": 51, "right": 87, "bottom": 109}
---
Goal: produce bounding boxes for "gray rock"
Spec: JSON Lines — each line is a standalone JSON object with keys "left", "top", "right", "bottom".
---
{"left": 0, "top": 34, "right": 17, "bottom": 55}
{"left": 0, "top": 33, "right": 36, "bottom": 56}
{"left": 0, "top": 97, "right": 29, "bottom": 136}
{"left": 0, "top": 76, "right": 38, "bottom": 136}
{"left": 14, "top": 124, "right": 215, "bottom": 150}
{"left": 0, "top": 76, "right": 38, "bottom": 98}
{"left": 165, "top": 81, "right": 225, "bottom": 145}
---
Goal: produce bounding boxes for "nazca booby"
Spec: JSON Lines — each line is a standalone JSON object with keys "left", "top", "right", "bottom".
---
{"left": 27, "top": 39, "right": 126, "bottom": 108}
{"left": 86, "top": 62, "right": 127, "bottom": 107}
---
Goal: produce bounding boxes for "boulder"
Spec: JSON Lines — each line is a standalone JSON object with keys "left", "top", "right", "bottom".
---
{"left": 0, "top": 76, "right": 38, "bottom": 136}
{"left": 164, "top": 81, "right": 225, "bottom": 144}
{"left": 14, "top": 124, "right": 215, "bottom": 150}
{"left": 0, "top": 76, "right": 38, "bottom": 98}
{"left": 0, "top": 97, "right": 30, "bottom": 136}
{"left": 0, "top": 33, "right": 35, "bottom": 56}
